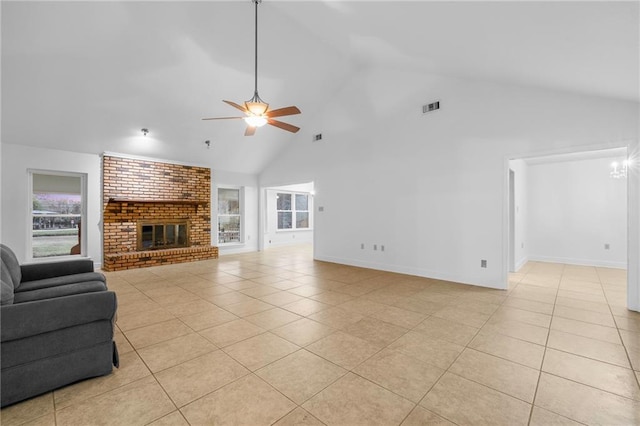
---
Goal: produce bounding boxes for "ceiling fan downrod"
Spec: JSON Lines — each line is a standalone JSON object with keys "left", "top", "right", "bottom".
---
{"left": 247, "top": 0, "right": 266, "bottom": 108}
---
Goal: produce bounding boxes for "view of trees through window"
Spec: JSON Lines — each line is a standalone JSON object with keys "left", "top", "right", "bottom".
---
{"left": 277, "top": 192, "right": 310, "bottom": 230}
{"left": 32, "top": 173, "right": 83, "bottom": 258}
{"left": 218, "top": 188, "right": 241, "bottom": 243}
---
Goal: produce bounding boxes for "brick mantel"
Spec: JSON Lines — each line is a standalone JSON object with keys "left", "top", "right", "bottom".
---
{"left": 102, "top": 154, "right": 218, "bottom": 271}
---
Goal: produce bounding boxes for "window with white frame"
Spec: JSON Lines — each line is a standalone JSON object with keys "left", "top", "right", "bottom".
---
{"left": 30, "top": 171, "right": 86, "bottom": 259}
{"left": 277, "top": 192, "right": 310, "bottom": 230}
{"left": 218, "top": 187, "right": 242, "bottom": 243}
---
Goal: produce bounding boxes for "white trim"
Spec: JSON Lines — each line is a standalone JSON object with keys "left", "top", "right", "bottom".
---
{"left": 515, "top": 256, "right": 529, "bottom": 273}
{"left": 527, "top": 255, "right": 626, "bottom": 270}
{"left": 626, "top": 138, "right": 640, "bottom": 311}
{"left": 314, "top": 254, "right": 503, "bottom": 289}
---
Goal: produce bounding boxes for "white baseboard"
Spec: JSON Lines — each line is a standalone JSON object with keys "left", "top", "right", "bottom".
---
{"left": 527, "top": 255, "right": 627, "bottom": 270}
{"left": 313, "top": 254, "right": 506, "bottom": 290}
{"left": 514, "top": 256, "right": 529, "bottom": 273}
{"left": 218, "top": 246, "right": 258, "bottom": 256}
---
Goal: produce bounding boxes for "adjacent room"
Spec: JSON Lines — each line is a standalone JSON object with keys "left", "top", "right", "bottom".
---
{"left": 1, "top": 1, "right": 639, "bottom": 425}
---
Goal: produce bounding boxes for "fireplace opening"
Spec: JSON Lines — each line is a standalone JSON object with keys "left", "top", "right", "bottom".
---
{"left": 137, "top": 220, "right": 189, "bottom": 250}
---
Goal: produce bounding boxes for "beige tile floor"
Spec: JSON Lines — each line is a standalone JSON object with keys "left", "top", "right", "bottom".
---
{"left": 2, "top": 245, "right": 640, "bottom": 425}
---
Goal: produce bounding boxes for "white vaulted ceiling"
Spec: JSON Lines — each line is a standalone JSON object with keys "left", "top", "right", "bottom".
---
{"left": 2, "top": 1, "right": 638, "bottom": 174}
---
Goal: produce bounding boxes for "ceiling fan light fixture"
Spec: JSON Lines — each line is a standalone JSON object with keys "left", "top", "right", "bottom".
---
{"left": 244, "top": 115, "right": 268, "bottom": 127}
{"left": 245, "top": 100, "right": 269, "bottom": 116}
{"left": 201, "top": 0, "right": 301, "bottom": 135}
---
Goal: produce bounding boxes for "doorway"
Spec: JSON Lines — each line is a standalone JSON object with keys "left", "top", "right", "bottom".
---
{"left": 506, "top": 146, "right": 637, "bottom": 310}
{"left": 260, "top": 182, "right": 315, "bottom": 251}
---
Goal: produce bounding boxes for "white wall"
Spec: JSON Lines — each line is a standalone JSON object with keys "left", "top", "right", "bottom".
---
{"left": 1, "top": 143, "right": 102, "bottom": 265}
{"left": 263, "top": 182, "right": 314, "bottom": 249}
{"left": 214, "top": 169, "right": 259, "bottom": 255}
{"left": 527, "top": 157, "right": 627, "bottom": 268}
{"left": 259, "top": 67, "right": 639, "bottom": 293}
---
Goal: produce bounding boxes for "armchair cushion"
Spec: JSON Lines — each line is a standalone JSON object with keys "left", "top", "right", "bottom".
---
{"left": 12, "top": 280, "right": 109, "bottom": 306}
{"left": 15, "top": 272, "right": 106, "bottom": 293}
{"left": 20, "top": 259, "right": 98, "bottom": 283}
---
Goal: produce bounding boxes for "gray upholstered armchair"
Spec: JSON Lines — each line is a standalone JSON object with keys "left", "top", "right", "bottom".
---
{"left": 0, "top": 244, "right": 118, "bottom": 407}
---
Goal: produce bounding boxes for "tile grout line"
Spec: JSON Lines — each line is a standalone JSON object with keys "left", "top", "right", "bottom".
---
{"left": 525, "top": 263, "right": 562, "bottom": 426}
{"left": 597, "top": 267, "right": 640, "bottom": 393}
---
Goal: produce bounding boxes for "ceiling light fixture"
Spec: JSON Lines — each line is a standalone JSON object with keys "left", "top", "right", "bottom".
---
{"left": 141, "top": 128, "right": 149, "bottom": 136}
{"left": 243, "top": 0, "right": 268, "bottom": 127}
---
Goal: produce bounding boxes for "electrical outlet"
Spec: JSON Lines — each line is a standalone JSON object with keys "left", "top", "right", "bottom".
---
{"left": 373, "top": 244, "right": 377, "bottom": 251}
{"left": 381, "top": 245, "right": 385, "bottom": 252}
{"left": 318, "top": 206, "right": 324, "bottom": 212}
{"left": 604, "top": 243, "right": 610, "bottom": 250}
{"left": 360, "top": 243, "right": 365, "bottom": 249}
{"left": 521, "top": 242, "right": 524, "bottom": 248}
{"left": 481, "top": 259, "right": 487, "bottom": 268}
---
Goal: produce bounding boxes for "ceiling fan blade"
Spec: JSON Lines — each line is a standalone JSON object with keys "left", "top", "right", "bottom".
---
{"left": 268, "top": 119, "right": 300, "bottom": 133}
{"left": 266, "top": 106, "right": 301, "bottom": 118}
{"left": 202, "top": 116, "right": 244, "bottom": 120}
{"left": 223, "top": 100, "right": 249, "bottom": 113}
{"left": 244, "top": 126, "right": 257, "bottom": 136}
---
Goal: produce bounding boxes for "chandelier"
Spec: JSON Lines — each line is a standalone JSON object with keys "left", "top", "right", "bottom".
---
{"left": 610, "top": 160, "right": 629, "bottom": 179}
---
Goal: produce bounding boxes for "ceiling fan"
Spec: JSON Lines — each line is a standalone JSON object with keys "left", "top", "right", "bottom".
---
{"left": 202, "top": 0, "right": 301, "bottom": 136}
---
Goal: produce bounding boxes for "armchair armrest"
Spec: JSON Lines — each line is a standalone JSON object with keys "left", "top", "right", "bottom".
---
{"left": 20, "top": 259, "right": 96, "bottom": 282}
{"left": 1, "top": 291, "right": 117, "bottom": 342}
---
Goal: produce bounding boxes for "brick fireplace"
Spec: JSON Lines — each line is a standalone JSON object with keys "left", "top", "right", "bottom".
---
{"left": 102, "top": 154, "right": 218, "bottom": 271}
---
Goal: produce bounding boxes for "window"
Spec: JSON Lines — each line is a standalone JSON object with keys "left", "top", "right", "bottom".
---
{"left": 218, "top": 187, "right": 242, "bottom": 243}
{"left": 277, "top": 192, "right": 310, "bottom": 230}
{"left": 30, "top": 171, "right": 86, "bottom": 259}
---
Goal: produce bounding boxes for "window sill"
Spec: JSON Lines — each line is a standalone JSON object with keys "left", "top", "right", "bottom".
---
{"left": 276, "top": 228, "right": 313, "bottom": 233}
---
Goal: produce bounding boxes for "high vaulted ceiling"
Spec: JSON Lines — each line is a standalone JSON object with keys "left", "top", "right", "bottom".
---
{"left": 2, "top": 1, "right": 638, "bottom": 174}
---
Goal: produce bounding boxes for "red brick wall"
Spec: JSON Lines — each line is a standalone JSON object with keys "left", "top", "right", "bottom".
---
{"left": 102, "top": 155, "right": 217, "bottom": 271}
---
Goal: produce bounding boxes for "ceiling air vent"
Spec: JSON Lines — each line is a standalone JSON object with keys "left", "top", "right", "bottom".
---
{"left": 422, "top": 101, "right": 440, "bottom": 114}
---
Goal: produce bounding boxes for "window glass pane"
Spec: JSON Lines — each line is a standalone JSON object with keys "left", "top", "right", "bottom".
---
{"left": 178, "top": 224, "right": 188, "bottom": 245}
{"left": 141, "top": 225, "right": 153, "bottom": 249}
{"left": 219, "top": 216, "right": 241, "bottom": 243}
{"left": 218, "top": 188, "right": 240, "bottom": 215}
{"left": 32, "top": 173, "right": 83, "bottom": 258}
{"left": 295, "top": 194, "right": 308, "bottom": 211}
{"left": 278, "top": 212, "right": 292, "bottom": 229}
{"left": 154, "top": 225, "right": 164, "bottom": 247}
{"left": 277, "top": 193, "right": 291, "bottom": 211}
{"left": 296, "top": 212, "right": 309, "bottom": 228}
{"left": 166, "top": 225, "right": 176, "bottom": 244}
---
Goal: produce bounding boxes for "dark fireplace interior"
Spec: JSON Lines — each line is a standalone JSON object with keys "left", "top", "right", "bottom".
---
{"left": 138, "top": 221, "right": 189, "bottom": 250}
